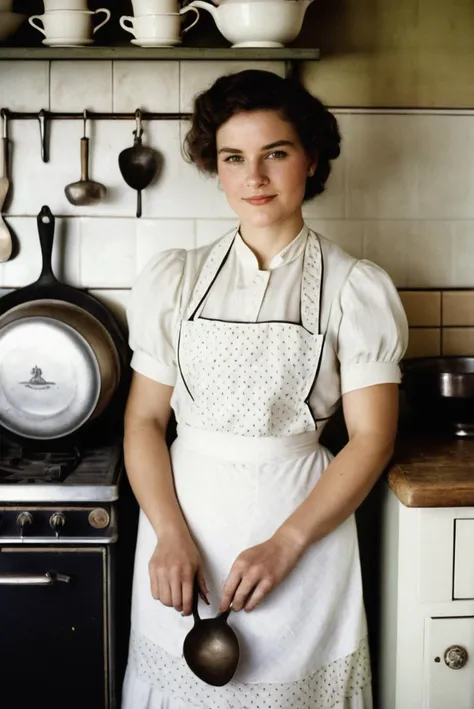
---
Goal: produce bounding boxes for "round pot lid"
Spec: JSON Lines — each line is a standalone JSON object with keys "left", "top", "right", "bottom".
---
{"left": 0, "top": 316, "right": 101, "bottom": 440}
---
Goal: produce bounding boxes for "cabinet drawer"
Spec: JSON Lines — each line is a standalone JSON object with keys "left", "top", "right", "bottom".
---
{"left": 424, "top": 617, "right": 474, "bottom": 709}
{"left": 454, "top": 519, "right": 474, "bottom": 599}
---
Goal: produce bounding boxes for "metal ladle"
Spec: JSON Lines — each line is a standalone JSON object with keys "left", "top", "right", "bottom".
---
{"left": 65, "top": 110, "right": 106, "bottom": 206}
{"left": 118, "top": 109, "right": 160, "bottom": 218}
{"left": 0, "top": 110, "right": 12, "bottom": 263}
{"left": 183, "top": 580, "right": 240, "bottom": 686}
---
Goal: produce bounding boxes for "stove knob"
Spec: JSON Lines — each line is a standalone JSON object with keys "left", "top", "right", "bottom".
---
{"left": 49, "top": 513, "right": 66, "bottom": 531}
{"left": 16, "top": 511, "right": 33, "bottom": 529}
{"left": 88, "top": 508, "right": 110, "bottom": 530}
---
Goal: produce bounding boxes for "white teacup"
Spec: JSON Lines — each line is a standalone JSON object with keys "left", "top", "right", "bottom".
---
{"left": 132, "top": 0, "right": 179, "bottom": 15}
{"left": 120, "top": 9, "right": 199, "bottom": 40}
{"left": 29, "top": 8, "right": 111, "bottom": 41}
{"left": 43, "top": 0, "right": 88, "bottom": 10}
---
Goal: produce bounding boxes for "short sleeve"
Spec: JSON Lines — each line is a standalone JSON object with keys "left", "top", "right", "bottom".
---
{"left": 126, "top": 249, "right": 186, "bottom": 386}
{"left": 337, "top": 260, "right": 408, "bottom": 394}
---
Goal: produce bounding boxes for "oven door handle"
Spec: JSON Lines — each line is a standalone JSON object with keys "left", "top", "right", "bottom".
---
{"left": 0, "top": 572, "right": 71, "bottom": 586}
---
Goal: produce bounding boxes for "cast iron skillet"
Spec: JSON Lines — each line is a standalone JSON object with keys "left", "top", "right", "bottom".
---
{"left": 0, "top": 206, "right": 131, "bottom": 445}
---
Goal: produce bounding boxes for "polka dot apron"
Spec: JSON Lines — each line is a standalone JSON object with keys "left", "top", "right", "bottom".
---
{"left": 175, "top": 230, "right": 324, "bottom": 437}
{"left": 124, "top": 231, "right": 372, "bottom": 709}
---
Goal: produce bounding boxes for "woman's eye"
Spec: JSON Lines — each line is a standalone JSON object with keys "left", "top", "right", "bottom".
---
{"left": 267, "top": 150, "right": 288, "bottom": 160}
{"left": 224, "top": 155, "right": 243, "bottom": 163}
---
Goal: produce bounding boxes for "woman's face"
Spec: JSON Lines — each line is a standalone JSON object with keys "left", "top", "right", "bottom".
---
{"left": 216, "top": 109, "right": 316, "bottom": 231}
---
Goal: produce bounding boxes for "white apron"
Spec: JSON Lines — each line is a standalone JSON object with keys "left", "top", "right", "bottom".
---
{"left": 122, "top": 231, "right": 372, "bottom": 709}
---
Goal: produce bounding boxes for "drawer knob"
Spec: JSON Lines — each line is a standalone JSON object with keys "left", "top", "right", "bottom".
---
{"left": 444, "top": 645, "right": 468, "bottom": 670}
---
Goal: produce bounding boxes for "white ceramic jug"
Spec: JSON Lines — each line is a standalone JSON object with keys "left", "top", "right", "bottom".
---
{"left": 185, "top": 0, "right": 313, "bottom": 47}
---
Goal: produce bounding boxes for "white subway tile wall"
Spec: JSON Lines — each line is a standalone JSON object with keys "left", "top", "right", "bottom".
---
{"left": 1, "top": 60, "right": 474, "bottom": 328}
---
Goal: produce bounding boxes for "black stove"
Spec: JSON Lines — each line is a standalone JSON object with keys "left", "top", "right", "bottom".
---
{"left": 0, "top": 434, "right": 122, "bottom": 502}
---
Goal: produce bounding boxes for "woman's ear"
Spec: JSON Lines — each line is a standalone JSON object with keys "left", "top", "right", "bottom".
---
{"left": 307, "top": 156, "right": 318, "bottom": 177}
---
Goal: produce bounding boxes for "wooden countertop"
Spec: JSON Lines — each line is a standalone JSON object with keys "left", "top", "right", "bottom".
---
{"left": 387, "top": 433, "right": 474, "bottom": 507}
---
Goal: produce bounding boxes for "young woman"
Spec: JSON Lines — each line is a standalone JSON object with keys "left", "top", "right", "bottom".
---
{"left": 121, "top": 69, "right": 408, "bottom": 709}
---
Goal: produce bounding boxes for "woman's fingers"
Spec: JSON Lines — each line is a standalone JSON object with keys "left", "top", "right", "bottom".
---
{"left": 196, "top": 568, "right": 210, "bottom": 605}
{"left": 169, "top": 569, "right": 183, "bottom": 612}
{"left": 220, "top": 569, "right": 243, "bottom": 612}
{"left": 243, "top": 578, "right": 273, "bottom": 612}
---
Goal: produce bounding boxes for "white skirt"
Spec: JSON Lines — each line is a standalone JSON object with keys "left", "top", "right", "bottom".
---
{"left": 121, "top": 427, "right": 373, "bottom": 709}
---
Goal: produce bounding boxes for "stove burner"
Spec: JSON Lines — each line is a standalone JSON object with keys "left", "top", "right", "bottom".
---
{"left": 0, "top": 446, "right": 81, "bottom": 483}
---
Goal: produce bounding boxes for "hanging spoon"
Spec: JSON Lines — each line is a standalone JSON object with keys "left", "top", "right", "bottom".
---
{"left": 65, "top": 109, "right": 106, "bottom": 206}
{"left": 183, "top": 579, "right": 240, "bottom": 686}
{"left": 0, "top": 109, "right": 12, "bottom": 263}
{"left": 118, "top": 109, "right": 160, "bottom": 218}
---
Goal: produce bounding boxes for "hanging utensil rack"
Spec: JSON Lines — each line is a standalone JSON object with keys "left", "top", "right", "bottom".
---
{"left": 0, "top": 108, "right": 187, "bottom": 164}
{"left": 1, "top": 109, "right": 190, "bottom": 121}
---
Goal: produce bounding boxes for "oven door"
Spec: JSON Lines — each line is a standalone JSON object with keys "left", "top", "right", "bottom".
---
{"left": 0, "top": 546, "right": 110, "bottom": 709}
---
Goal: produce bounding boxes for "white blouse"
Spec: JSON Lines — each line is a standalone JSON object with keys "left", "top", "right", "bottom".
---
{"left": 127, "top": 224, "right": 408, "bottom": 423}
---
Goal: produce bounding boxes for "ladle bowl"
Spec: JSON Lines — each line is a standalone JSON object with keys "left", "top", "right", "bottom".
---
{"left": 183, "top": 582, "right": 240, "bottom": 686}
{"left": 118, "top": 130, "right": 159, "bottom": 218}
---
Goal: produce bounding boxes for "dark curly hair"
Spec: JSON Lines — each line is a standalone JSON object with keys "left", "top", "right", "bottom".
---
{"left": 184, "top": 69, "right": 341, "bottom": 202}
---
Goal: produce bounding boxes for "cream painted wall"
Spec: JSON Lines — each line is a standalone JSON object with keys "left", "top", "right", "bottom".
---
{"left": 297, "top": 0, "right": 474, "bottom": 108}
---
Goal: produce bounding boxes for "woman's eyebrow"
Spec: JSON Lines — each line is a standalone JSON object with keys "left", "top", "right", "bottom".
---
{"left": 218, "top": 139, "right": 295, "bottom": 155}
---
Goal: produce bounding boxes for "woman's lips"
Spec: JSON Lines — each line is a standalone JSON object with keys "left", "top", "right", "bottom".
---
{"left": 244, "top": 195, "right": 276, "bottom": 206}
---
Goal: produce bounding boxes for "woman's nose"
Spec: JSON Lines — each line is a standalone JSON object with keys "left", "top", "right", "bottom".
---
{"left": 246, "top": 163, "right": 269, "bottom": 188}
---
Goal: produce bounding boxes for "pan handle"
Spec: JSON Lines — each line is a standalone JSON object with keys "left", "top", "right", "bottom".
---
{"left": 36, "top": 205, "right": 59, "bottom": 286}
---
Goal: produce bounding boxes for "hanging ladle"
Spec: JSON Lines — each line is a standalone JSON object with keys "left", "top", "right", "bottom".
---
{"left": 183, "top": 580, "right": 240, "bottom": 686}
{"left": 65, "top": 109, "right": 106, "bottom": 206}
{"left": 0, "top": 109, "right": 12, "bottom": 263}
{"left": 118, "top": 109, "right": 160, "bottom": 218}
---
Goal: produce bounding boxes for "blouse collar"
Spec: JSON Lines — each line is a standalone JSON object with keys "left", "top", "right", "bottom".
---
{"left": 234, "top": 223, "right": 309, "bottom": 271}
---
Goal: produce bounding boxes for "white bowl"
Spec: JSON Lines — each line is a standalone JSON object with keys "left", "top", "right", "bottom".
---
{"left": 0, "top": 11, "right": 27, "bottom": 41}
{"left": 187, "top": 0, "right": 312, "bottom": 48}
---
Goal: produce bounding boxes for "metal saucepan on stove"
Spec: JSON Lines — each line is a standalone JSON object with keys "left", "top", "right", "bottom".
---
{"left": 402, "top": 356, "right": 474, "bottom": 437}
{"left": 0, "top": 206, "right": 129, "bottom": 441}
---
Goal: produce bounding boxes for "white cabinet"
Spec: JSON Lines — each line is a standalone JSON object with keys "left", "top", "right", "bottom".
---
{"left": 424, "top": 617, "right": 474, "bottom": 709}
{"left": 453, "top": 520, "right": 474, "bottom": 599}
{"left": 378, "top": 489, "right": 474, "bottom": 709}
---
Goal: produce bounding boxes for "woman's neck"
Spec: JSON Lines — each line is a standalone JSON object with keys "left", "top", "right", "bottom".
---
{"left": 239, "top": 214, "right": 305, "bottom": 270}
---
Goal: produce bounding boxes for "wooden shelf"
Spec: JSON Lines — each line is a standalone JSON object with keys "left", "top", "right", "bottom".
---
{"left": 0, "top": 45, "right": 320, "bottom": 60}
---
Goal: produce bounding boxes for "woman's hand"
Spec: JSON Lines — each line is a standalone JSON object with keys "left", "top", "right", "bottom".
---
{"left": 219, "top": 530, "right": 304, "bottom": 613}
{"left": 149, "top": 530, "right": 209, "bottom": 616}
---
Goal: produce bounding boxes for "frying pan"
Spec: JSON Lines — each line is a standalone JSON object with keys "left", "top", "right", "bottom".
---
{"left": 0, "top": 206, "right": 129, "bottom": 441}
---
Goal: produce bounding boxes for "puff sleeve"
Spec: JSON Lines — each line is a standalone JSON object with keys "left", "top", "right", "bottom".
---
{"left": 127, "top": 249, "right": 186, "bottom": 386}
{"left": 337, "top": 260, "right": 408, "bottom": 394}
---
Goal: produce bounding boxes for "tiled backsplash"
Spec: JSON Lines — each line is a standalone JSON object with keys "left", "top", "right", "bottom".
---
{"left": 1, "top": 59, "right": 474, "bottom": 355}
{"left": 401, "top": 290, "right": 474, "bottom": 358}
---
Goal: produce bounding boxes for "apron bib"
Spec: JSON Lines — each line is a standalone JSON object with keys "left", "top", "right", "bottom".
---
{"left": 174, "top": 230, "right": 325, "bottom": 436}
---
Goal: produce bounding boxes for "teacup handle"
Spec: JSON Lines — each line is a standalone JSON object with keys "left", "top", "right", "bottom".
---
{"left": 28, "top": 15, "right": 47, "bottom": 37}
{"left": 119, "top": 16, "right": 136, "bottom": 37}
{"left": 179, "top": 6, "right": 200, "bottom": 33}
{"left": 92, "top": 8, "right": 111, "bottom": 34}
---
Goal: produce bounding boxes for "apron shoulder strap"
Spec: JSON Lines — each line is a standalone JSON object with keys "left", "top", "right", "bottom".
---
{"left": 183, "top": 230, "right": 237, "bottom": 321}
{"left": 301, "top": 231, "right": 323, "bottom": 335}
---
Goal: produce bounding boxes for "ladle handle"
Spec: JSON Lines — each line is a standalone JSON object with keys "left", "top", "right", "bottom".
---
{"left": 1, "top": 136, "right": 8, "bottom": 182}
{"left": 192, "top": 578, "right": 201, "bottom": 624}
{"left": 136, "top": 190, "right": 142, "bottom": 219}
{"left": 80, "top": 137, "right": 90, "bottom": 181}
{"left": 36, "top": 205, "right": 58, "bottom": 286}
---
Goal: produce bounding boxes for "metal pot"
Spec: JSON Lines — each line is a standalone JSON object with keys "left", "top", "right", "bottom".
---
{"left": 402, "top": 356, "right": 474, "bottom": 436}
{"left": 0, "top": 206, "right": 129, "bottom": 441}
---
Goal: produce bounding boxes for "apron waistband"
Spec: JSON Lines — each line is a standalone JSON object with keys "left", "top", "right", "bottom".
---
{"left": 174, "top": 425, "right": 322, "bottom": 464}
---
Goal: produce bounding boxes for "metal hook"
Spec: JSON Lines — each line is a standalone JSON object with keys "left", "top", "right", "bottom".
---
{"left": 0, "top": 108, "right": 8, "bottom": 140}
{"left": 38, "top": 109, "right": 49, "bottom": 163}
{"left": 135, "top": 108, "right": 143, "bottom": 138}
{"left": 83, "top": 108, "right": 88, "bottom": 139}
